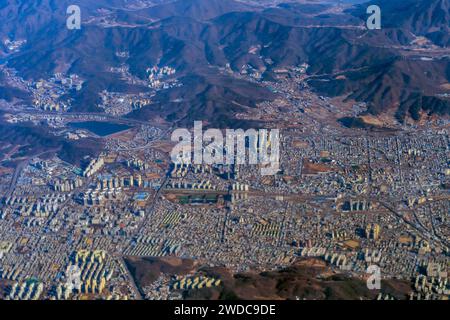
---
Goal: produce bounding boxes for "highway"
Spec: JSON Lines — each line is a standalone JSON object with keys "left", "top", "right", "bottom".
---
{"left": 6, "top": 160, "right": 27, "bottom": 197}
{"left": 5, "top": 148, "right": 60, "bottom": 197}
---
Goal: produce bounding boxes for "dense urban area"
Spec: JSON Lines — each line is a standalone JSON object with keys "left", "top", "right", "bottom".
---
{"left": 0, "top": 0, "right": 449, "bottom": 301}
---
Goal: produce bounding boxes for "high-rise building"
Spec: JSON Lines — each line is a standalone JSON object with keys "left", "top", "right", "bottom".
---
{"left": 365, "top": 223, "right": 381, "bottom": 240}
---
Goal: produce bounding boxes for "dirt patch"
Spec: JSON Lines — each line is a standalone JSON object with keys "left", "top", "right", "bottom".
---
{"left": 440, "top": 83, "right": 450, "bottom": 90}
{"left": 124, "top": 256, "right": 198, "bottom": 289}
{"left": 302, "top": 159, "right": 333, "bottom": 175}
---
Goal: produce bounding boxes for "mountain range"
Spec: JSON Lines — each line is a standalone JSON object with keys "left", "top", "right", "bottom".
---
{"left": 0, "top": 0, "right": 449, "bottom": 126}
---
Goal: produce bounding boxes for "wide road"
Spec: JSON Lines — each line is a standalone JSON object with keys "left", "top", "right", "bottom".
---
{"left": 6, "top": 160, "right": 27, "bottom": 197}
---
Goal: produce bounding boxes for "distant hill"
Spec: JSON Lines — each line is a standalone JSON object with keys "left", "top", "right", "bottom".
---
{"left": 349, "top": 0, "right": 450, "bottom": 46}
{"left": 0, "top": 119, "right": 103, "bottom": 166}
{"left": 134, "top": 0, "right": 254, "bottom": 21}
{"left": 125, "top": 256, "right": 413, "bottom": 300}
{"left": 0, "top": 0, "right": 449, "bottom": 125}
